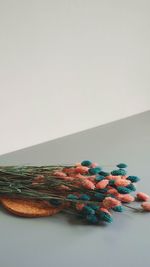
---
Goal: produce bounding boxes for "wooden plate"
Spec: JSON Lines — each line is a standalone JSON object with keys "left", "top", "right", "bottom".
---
{"left": 1, "top": 197, "right": 63, "bottom": 217}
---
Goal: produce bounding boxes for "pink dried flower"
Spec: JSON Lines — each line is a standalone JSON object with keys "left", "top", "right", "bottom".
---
{"left": 53, "top": 171, "right": 67, "bottom": 177}
{"left": 76, "top": 203, "right": 85, "bottom": 211}
{"left": 73, "top": 173, "right": 86, "bottom": 179}
{"left": 96, "top": 179, "right": 109, "bottom": 189}
{"left": 136, "top": 192, "right": 150, "bottom": 201}
{"left": 75, "top": 166, "right": 89, "bottom": 174}
{"left": 115, "top": 178, "right": 131, "bottom": 187}
{"left": 63, "top": 176, "right": 75, "bottom": 181}
{"left": 63, "top": 167, "right": 76, "bottom": 174}
{"left": 115, "top": 193, "right": 124, "bottom": 201}
{"left": 59, "top": 185, "right": 70, "bottom": 191}
{"left": 82, "top": 179, "right": 95, "bottom": 190}
{"left": 106, "top": 175, "right": 121, "bottom": 180}
{"left": 91, "top": 162, "right": 99, "bottom": 168}
{"left": 32, "top": 175, "right": 45, "bottom": 185}
{"left": 121, "top": 175, "right": 128, "bottom": 179}
{"left": 87, "top": 175, "right": 96, "bottom": 182}
{"left": 141, "top": 202, "right": 150, "bottom": 211}
{"left": 120, "top": 194, "right": 135, "bottom": 203}
{"left": 107, "top": 188, "right": 118, "bottom": 195}
{"left": 103, "top": 197, "right": 121, "bottom": 209}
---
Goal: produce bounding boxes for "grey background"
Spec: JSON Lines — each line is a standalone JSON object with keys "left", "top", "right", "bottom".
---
{"left": 0, "top": 111, "right": 150, "bottom": 267}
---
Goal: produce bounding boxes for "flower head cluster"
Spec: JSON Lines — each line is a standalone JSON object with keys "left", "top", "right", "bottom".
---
{"left": 52, "top": 160, "right": 150, "bottom": 224}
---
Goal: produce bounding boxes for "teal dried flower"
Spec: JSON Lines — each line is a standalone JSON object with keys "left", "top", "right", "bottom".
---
{"left": 81, "top": 160, "right": 92, "bottom": 167}
{"left": 97, "top": 188, "right": 108, "bottom": 193}
{"left": 86, "top": 214, "right": 98, "bottom": 224}
{"left": 111, "top": 169, "right": 127, "bottom": 176}
{"left": 127, "top": 176, "right": 140, "bottom": 183}
{"left": 95, "top": 175, "right": 105, "bottom": 181}
{"left": 119, "top": 169, "right": 127, "bottom": 175}
{"left": 126, "top": 183, "right": 136, "bottom": 191}
{"left": 116, "top": 163, "right": 128, "bottom": 169}
{"left": 79, "top": 194, "right": 90, "bottom": 201}
{"left": 88, "top": 204, "right": 99, "bottom": 210}
{"left": 117, "top": 186, "right": 131, "bottom": 194}
{"left": 99, "top": 171, "right": 110, "bottom": 177}
{"left": 94, "top": 192, "right": 105, "bottom": 201}
{"left": 112, "top": 206, "right": 124, "bottom": 212}
{"left": 99, "top": 211, "right": 113, "bottom": 223}
{"left": 83, "top": 206, "right": 95, "bottom": 215}
{"left": 109, "top": 180, "right": 115, "bottom": 186}
{"left": 67, "top": 194, "right": 78, "bottom": 200}
{"left": 89, "top": 167, "right": 102, "bottom": 175}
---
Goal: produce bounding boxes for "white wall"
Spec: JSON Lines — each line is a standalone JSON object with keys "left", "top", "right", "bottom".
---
{"left": 0, "top": 0, "right": 150, "bottom": 155}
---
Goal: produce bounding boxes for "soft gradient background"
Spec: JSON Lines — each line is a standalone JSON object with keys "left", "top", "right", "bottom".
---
{"left": 0, "top": 0, "right": 150, "bottom": 155}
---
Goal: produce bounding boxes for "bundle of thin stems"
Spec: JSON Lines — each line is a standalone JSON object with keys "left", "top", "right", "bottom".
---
{"left": 0, "top": 165, "right": 77, "bottom": 199}
{"left": 0, "top": 165, "right": 100, "bottom": 203}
